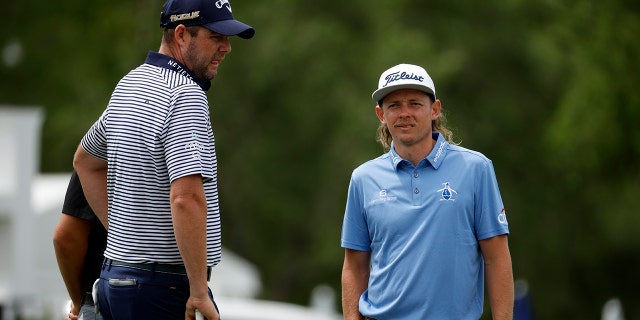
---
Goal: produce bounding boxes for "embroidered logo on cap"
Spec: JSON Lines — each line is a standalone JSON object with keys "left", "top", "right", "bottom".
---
{"left": 170, "top": 11, "right": 201, "bottom": 22}
{"left": 215, "top": 0, "right": 232, "bottom": 12}
{"left": 383, "top": 71, "right": 424, "bottom": 87}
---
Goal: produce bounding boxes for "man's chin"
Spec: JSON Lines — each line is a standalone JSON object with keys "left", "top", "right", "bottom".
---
{"left": 206, "top": 69, "right": 218, "bottom": 80}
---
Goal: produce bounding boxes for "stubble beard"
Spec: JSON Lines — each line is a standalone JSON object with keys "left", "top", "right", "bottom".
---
{"left": 185, "top": 42, "right": 218, "bottom": 81}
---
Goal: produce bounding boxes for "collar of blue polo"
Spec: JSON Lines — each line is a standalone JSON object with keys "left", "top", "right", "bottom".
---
{"left": 390, "top": 132, "right": 448, "bottom": 170}
{"left": 145, "top": 51, "right": 211, "bottom": 92}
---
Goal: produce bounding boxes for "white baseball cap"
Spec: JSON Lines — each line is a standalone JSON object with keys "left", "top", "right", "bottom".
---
{"left": 372, "top": 63, "right": 436, "bottom": 103}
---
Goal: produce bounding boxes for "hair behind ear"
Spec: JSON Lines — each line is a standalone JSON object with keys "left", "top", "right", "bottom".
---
{"left": 162, "top": 28, "right": 174, "bottom": 44}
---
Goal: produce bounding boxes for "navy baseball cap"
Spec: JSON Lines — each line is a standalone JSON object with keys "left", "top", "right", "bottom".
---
{"left": 160, "top": 0, "right": 255, "bottom": 39}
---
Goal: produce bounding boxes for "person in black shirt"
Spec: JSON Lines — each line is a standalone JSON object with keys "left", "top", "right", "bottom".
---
{"left": 53, "top": 171, "right": 107, "bottom": 320}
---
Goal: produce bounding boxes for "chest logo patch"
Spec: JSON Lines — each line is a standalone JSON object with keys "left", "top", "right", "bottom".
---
{"left": 370, "top": 189, "right": 397, "bottom": 205}
{"left": 437, "top": 182, "right": 458, "bottom": 201}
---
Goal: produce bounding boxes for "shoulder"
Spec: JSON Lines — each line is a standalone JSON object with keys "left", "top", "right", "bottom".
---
{"left": 126, "top": 63, "right": 204, "bottom": 95}
{"left": 446, "top": 144, "right": 493, "bottom": 167}
{"left": 351, "top": 153, "right": 392, "bottom": 179}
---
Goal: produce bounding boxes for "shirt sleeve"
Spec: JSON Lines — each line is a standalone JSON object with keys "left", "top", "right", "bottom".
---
{"left": 341, "top": 174, "right": 372, "bottom": 252}
{"left": 475, "top": 159, "right": 509, "bottom": 240}
{"left": 61, "top": 171, "right": 99, "bottom": 223}
{"left": 163, "top": 87, "right": 216, "bottom": 183}
{"left": 80, "top": 110, "right": 108, "bottom": 161}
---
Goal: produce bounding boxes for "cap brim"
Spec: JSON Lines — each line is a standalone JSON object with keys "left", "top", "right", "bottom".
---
{"left": 203, "top": 19, "right": 255, "bottom": 39}
{"left": 372, "top": 84, "right": 435, "bottom": 103}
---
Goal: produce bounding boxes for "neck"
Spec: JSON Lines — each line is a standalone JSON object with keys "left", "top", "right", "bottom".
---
{"left": 158, "top": 43, "right": 184, "bottom": 65}
{"left": 393, "top": 135, "right": 436, "bottom": 167}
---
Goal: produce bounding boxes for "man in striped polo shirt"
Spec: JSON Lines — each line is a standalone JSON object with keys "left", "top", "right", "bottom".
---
{"left": 73, "top": 0, "right": 254, "bottom": 319}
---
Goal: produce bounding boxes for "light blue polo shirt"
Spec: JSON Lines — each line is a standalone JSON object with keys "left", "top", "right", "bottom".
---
{"left": 341, "top": 132, "right": 509, "bottom": 320}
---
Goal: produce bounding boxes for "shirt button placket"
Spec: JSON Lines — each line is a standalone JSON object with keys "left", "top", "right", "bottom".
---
{"left": 412, "top": 170, "right": 420, "bottom": 204}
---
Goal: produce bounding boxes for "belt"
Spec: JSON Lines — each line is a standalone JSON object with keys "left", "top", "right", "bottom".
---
{"left": 104, "top": 258, "right": 212, "bottom": 281}
{"left": 82, "top": 292, "right": 94, "bottom": 306}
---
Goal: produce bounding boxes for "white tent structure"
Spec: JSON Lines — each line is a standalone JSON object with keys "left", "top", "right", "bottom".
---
{"left": 0, "top": 106, "right": 341, "bottom": 320}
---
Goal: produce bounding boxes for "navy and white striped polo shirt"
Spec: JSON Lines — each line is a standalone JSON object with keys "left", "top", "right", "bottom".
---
{"left": 81, "top": 51, "right": 221, "bottom": 266}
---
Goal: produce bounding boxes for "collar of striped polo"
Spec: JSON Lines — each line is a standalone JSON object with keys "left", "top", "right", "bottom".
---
{"left": 145, "top": 51, "right": 212, "bottom": 92}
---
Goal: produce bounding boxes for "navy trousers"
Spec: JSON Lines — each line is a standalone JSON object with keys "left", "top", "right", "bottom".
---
{"left": 97, "top": 264, "right": 218, "bottom": 320}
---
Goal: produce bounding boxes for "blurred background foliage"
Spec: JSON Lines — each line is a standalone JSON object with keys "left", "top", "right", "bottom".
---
{"left": 2, "top": 0, "right": 640, "bottom": 318}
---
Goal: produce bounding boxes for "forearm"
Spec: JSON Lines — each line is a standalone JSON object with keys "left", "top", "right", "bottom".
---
{"left": 342, "top": 250, "right": 370, "bottom": 320}
{"left": 171, "top": 179, "right": 209, "bottom": 297}
{"left": 55, "top": 252, "right": 86, "bottom": 309}
{"left": 173, "top": 207, "right": 208, "bottom": 295}
{"left": 53, "top": 229, "right": 89, "bottom": 311}
{"left": 485, "top": 254, "right": 514, "bottom": 320}
{"left": 341, "top": 272, "right": 367, "bottom": 320}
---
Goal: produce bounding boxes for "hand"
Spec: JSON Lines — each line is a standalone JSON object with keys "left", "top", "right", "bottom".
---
{"left": 66, "top": 301, "right": 80, "bottom": 320}
{"left": 185, "top": 296, "right": 219, "bottom": 320}
{"left": 66, "top": 312, "right": 79, "bottom": 320}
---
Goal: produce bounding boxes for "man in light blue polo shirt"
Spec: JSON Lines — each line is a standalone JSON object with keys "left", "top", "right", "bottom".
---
{"left": 341, "top": 64, "right": 513, "bottom": 320}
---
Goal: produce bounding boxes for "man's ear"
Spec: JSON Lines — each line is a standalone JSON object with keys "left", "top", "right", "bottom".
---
{"left": 431, "top": 99, "right": 442, "bottom": 120}
{"left": 375, "top": 105, "right": 385, "bottom": 123}
{"left": 173, "top": 24, "right": 189, "bottom": 45}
